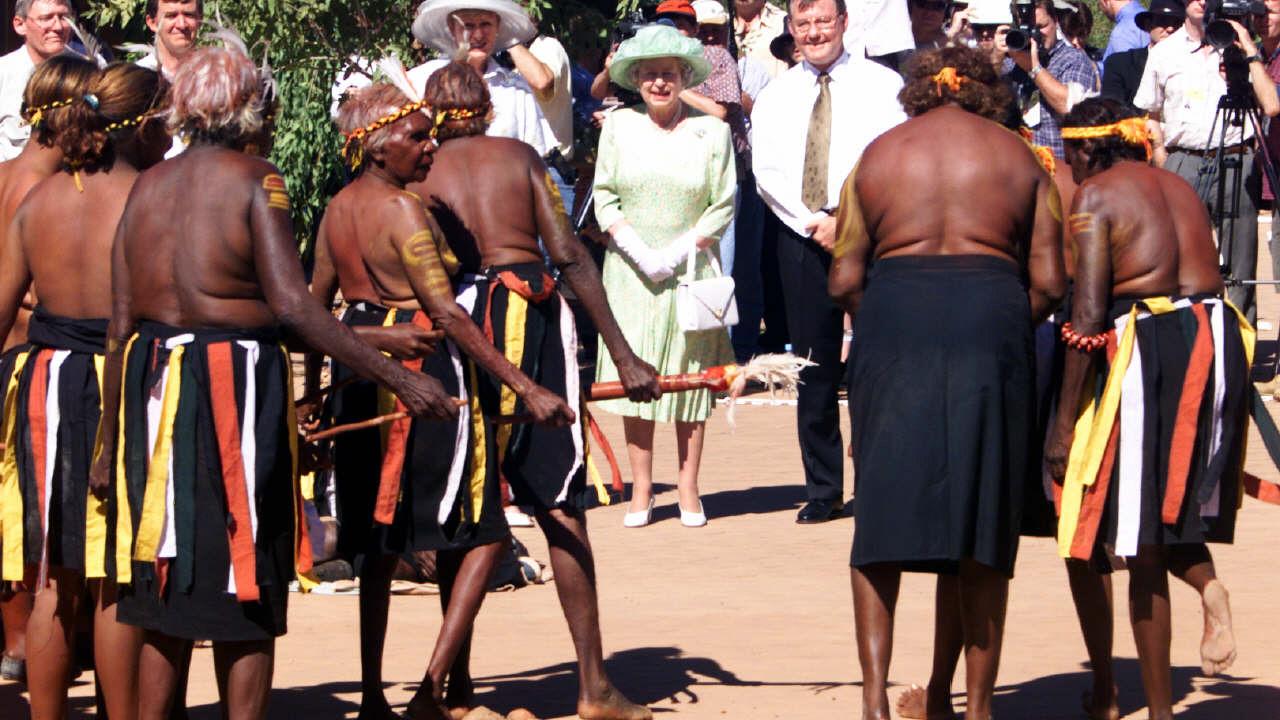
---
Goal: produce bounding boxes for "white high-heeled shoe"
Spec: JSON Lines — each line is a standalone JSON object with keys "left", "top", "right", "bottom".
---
{"left": 623, "top": 497, "right": 655, "bottom": 528}
{"left": 680, "top": 504, "right": 707, "bottom": 528}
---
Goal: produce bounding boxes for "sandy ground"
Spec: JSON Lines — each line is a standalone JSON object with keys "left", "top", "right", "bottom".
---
{"left": 6, "top": 242, "right": 1280, "bottom": 719}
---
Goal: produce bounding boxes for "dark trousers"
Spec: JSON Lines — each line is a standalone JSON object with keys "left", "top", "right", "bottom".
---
{"left": 776, "top": 222, "right": 846, "bottom": 501}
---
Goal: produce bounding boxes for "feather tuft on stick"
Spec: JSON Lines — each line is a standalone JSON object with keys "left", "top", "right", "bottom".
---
{"left": 724, "top": 353, "right": 816, "bottom": 427}
{"left": 68, "top": 19, "right": 108, "bottom": 68}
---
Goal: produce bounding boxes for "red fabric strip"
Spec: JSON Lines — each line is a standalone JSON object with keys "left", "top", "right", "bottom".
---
{"left": 206, "top": 342, "right": 260, "bottom": 603}
{"left": 1244, "top": 473, "right": 1280, "bottom": 505}
{"left": 1070, "top": 420, "right": 1120, "bottom": 560}
{"left": 374, "top": 311, "right": 432, "bottom": 525}
{"left": 496, "top": 271, "right": 556, "bottom": 303}
{"left": 1162, "top": 304, "right": 1213, "bottom": 525}
{"left": 587, "top": 410, "right": 624, "bottom": 494}
{"left": 27, "top": 349, "right": 52, "bottom": 584}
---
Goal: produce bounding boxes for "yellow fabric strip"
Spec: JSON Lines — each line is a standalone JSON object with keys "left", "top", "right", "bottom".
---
{"left": 115, "top": 335, "right": 138, "bottom": 584}
{"left": 497, "top": 294, "right": 529, "bottom": 461}
{"left": 1225, "top": 300, "right": 1256, "bottom": 509}
{"left": 133, "top": 345, "right": 184, "bottom": 562}
{"left": 0, "top": 351, "right": 30, "bottom": 581}
{"left": 282, "top": 344, "right": 317, "bottom": 593}
{"left": 84, "top": 354, "right": 107, "bottom": 578}
{"left": 467, "top": 363, "right": 487, "bottom": 522}
{"left": 585, "top": 402, "right": 610, "bottom": 505}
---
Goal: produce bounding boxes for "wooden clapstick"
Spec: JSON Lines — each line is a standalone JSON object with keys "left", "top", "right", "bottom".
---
{"left": 303, "top": 398, "right": 465, "bottom": 443}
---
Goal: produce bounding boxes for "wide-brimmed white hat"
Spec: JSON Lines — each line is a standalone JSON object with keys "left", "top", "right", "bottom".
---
{"left": 693, "top": 0, "right": 729, "bottom": 24}
{"left": 967, "top": 0, "right": 1013, "bottom": 25}
{"left": 411, "top": 0, "right": 536, "bottom": 54}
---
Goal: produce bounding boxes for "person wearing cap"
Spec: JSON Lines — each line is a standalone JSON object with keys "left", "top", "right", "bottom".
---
{"left": 735, "top": 0, "right": 791, "bottom": 77}
{"left": 0, "top": 0, "right": 73, "bottom": 161}
{"left": 965, "top": 0, "right": 1014, "bottom": 68}
{"left": 909, "top": 0, "right": 972, "bottom": 50}
{"left": 1099, "top": 0, "right": 1149, "bottom": 62}
{"left": 1101, "top": 0, "right": 1184, "bottom": 104}
{"left": 592, "top": 24, "right": 735, "bottom": 530}
{"left": 408, "top": 0, "right": 550, "bottom": 157}
{"left": 751, "top": 0, "right": 906, "bottom": 524}
{"left": 1134, "top": 0, "right": 1280, "bottom": 323}
{"left": 1000, "top": 0, "right": 1100, "bottom": 159}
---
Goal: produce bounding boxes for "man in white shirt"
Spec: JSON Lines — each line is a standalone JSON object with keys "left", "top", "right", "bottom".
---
{"left": 1134, "top": 0, "right": 1280, "bottom": 321}
{"left": 524, "top": 32, "right": 578, "bottom": 214}
{"left": 409, "top": 0, "right": 549, "bottom": 157}
{"left": 0, "top": 0, "right": 72, "bottom": 161}
{"left": 844, "top": 0, "right": 916, "bottom": 67}
{"left": 751, "top": 0, "right": 906, "bottom": 523}
{"left": 135, "top": 0, "right": 202, "bottom": 78}
{"left": 136, "top": 0, "right": 203, "bottom": 159}
{"left": 735, "top": 0, "right": 791, "bottom": 77}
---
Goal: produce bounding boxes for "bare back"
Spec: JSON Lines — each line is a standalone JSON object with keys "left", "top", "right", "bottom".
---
{"left": 0, "top": 154, "right": 58, "bottom": 348}
{"left": 15, "top": 168, "right": 137, "bottom": 320}
{"left": 407, "top": 135, "right": 546, "bottom": 269}
{"left": 120, "top": 146, "right": 281, "bottom": 329}
{"left": 857, "top": 107, "right": 1048, "bottom": 263}
{"left": 314, "top": 184, "right": 385, "bottom": 306}
{"left": 1071, "top": 162, "right": 1223, "bottom": 298}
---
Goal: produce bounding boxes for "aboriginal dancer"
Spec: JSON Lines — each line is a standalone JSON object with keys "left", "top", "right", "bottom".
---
{"left": 407, "top": 60, "right": 660, "bottom": 720}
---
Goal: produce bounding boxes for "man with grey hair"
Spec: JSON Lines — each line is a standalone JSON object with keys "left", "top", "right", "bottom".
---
{"left": 0, "top": 0, "right": 73, "bottom": 160}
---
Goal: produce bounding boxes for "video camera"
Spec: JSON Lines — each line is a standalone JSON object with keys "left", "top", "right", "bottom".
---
{"left": 613, "top": 10, "right": 648, "bottom": 45}
{"left": 1005, "top": 0, "right": 1041, "bottom": 52}
{"left": 1204, "top": 0, "right": 1264, "bottom": 50}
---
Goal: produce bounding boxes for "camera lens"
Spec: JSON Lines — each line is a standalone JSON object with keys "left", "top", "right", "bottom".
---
{"left": 1006, "top": 28, "right": 1030, "bottom": 51}
{"left": 1205, "top": 19, "right": 1237, "bottom": 49}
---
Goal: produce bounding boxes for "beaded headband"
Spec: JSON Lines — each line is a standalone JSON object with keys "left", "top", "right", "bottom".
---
{"left": 1060, "top": 117, "right": 1152, "bottom": 161}
{"left": 339, "top": 99, "right": 428, "bottom": 171}
{"left": 432, "top": 104, "right": 489, "bottom": 135}
{"left": 23, "top": 97, "right": 76, "bottom": 128}
{"left": 931, "top": 67, "right": 967, "bottom": 96}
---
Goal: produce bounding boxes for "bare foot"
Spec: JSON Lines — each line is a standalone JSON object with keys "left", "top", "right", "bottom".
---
{"left": 406, "top": 691, "right": 451, "bottom": 720}
{"left": 577, "top": 684, "right": 651, "bottom": 720}
{"left": 1200, "top": 579, "right": 1237, "bottom": 676}
{"left": 1081, "top": 686, "right": 1120, "bottom": 720}
{"left": 895, "top": 684, "right": 957, "bottom": 720}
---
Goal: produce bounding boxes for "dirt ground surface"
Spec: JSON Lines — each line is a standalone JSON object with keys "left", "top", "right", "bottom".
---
{"left": 7, "top": 235, "right": 1280, "bottom": 719}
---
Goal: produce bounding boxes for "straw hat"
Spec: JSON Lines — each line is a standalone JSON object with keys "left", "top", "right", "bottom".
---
{"left": 411, "top": 0, "right": 536, "bottom": 54}
{"left": 608, "top": 24, "right": 711, "bottom": 92}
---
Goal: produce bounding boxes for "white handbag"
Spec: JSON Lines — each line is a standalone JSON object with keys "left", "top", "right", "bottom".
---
{"left": 675, "top": 248, "right": 738, "bottom": 332}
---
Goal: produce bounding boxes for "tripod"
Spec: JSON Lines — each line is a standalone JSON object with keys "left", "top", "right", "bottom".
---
{"left": 1204, "top": 50, "right": 1280, "bottom": 290}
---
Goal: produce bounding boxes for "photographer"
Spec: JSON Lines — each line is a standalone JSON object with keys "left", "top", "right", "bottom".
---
{"left": 1001, "top": 0, "right": 1101, "bottom": 159}
{"left": 1134, "top": 0, "right": 1280, "bottom": 321}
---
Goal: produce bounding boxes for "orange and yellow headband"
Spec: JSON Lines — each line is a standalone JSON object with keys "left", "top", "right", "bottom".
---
{"left": 1060, "top": 117, "right": 1153, "bottom": 161}
{"left": 340, "top": 99, "right": 428, "bottom": 172}
{"left": 931, "top": 67, "right": 967, "bottom": 96}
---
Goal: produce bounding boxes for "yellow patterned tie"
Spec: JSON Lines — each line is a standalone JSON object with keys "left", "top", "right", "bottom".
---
{"left": 801, "top": 72, "right": 832, "bottom": 213}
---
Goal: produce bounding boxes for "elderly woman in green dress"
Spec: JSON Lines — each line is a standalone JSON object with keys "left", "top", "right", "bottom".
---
{"left": 593, "top": 25, "right": 736, "bottom": 529}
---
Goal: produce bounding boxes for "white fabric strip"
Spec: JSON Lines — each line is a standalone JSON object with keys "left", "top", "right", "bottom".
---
{"left": 555, "top": 295, "right": 584, "bottom": 505}
{"left": 1115, "top": 314, "right": 1146, "bottom": 558}
{"left": 437, "top": 286, "right": 478, "bottom": 525}
{"left": 1205, "top": 299, "right": 1227, "bottom": 518}
{"left": 155, "top": 334, "right": 193, "bottom": 561}
{"left": 37, "top": 350, "right": 70, "bottom": 588}
{"left": 228, "top": 341, "right": 261, "bottom": 595}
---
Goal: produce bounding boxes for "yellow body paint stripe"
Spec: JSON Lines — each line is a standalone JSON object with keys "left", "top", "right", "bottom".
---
{"left": 133, "top": 346, "right": 184, "bottom": 562}
{"left": 0, "top": 351, "right": 30, "bottom": 581}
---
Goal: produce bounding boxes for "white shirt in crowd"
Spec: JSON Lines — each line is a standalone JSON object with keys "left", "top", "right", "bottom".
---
{"left": 136, "top": 51, "right": 189, "bottom": 158}
{"left": 0, "top": 46, "right": 37, "bottom": 162}
{"left": 750, "top": 51, "right": 906, "bottom": 237}
{"left": 1134, "top": 27, "right": 1248, "bottom": 150}
{"left": 844, "top": 0, "right": 915, "bottom": 59}
{"left": 527, "top": 35, "right": 574, "bottom": 160}
{"left": 738, "top": 55, "right": 772, "bottom": 103}
{"left": 410, "top": 57, "right": 550, "bottom": 157}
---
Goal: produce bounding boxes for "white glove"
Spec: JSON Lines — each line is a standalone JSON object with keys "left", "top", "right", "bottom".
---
{"left": 611, "top": 224, "right": 673, "bottom": 282}
{"left": 658, "top": 231, "right": 700, "bottom": 274}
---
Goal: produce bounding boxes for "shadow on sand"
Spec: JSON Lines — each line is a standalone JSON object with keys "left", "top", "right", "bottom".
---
{"left": 629, "top": 482, "right": 851, "bottom": 524}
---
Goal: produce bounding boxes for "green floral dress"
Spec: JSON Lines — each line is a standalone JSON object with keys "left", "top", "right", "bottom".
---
{"left": 592, "top": 105, "right": 736, "bottom": 423}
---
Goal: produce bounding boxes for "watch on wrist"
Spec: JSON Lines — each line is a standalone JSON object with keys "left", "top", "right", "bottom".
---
{"left": 1247, "top": 53, "right": 1265, "bottom": 64}
{"left": 1029, "top": 65, "right": 1044, "bottom": 80}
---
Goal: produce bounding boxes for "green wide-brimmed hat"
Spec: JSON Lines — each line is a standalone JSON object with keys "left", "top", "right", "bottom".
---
{"left": 608, "top": 25, "right": 711, "bottom": 93}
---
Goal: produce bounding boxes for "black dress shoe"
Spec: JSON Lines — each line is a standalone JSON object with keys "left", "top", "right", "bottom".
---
{"left": 796, "top": 499, "right": 844, "bottom": 524}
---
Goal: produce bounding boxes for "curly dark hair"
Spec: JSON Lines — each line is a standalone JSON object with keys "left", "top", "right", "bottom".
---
{"left": 1062, "top": 97, "right": 1149, "bottom": 172}
{"left": 57, "top": 63, "right": 167, "bottom": 172}
{"left": 898, "top": 47, "right": 1013, "bottom": 122}
{"left": 21, "top": 54, "right": 97, "bottom": 150}
{"left": 423, "top": 61, "right": 491, "bottom": 143}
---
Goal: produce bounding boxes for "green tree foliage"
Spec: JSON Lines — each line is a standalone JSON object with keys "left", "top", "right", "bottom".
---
{"left": 86, "top": 0, "right": 645, "bottom": 254}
